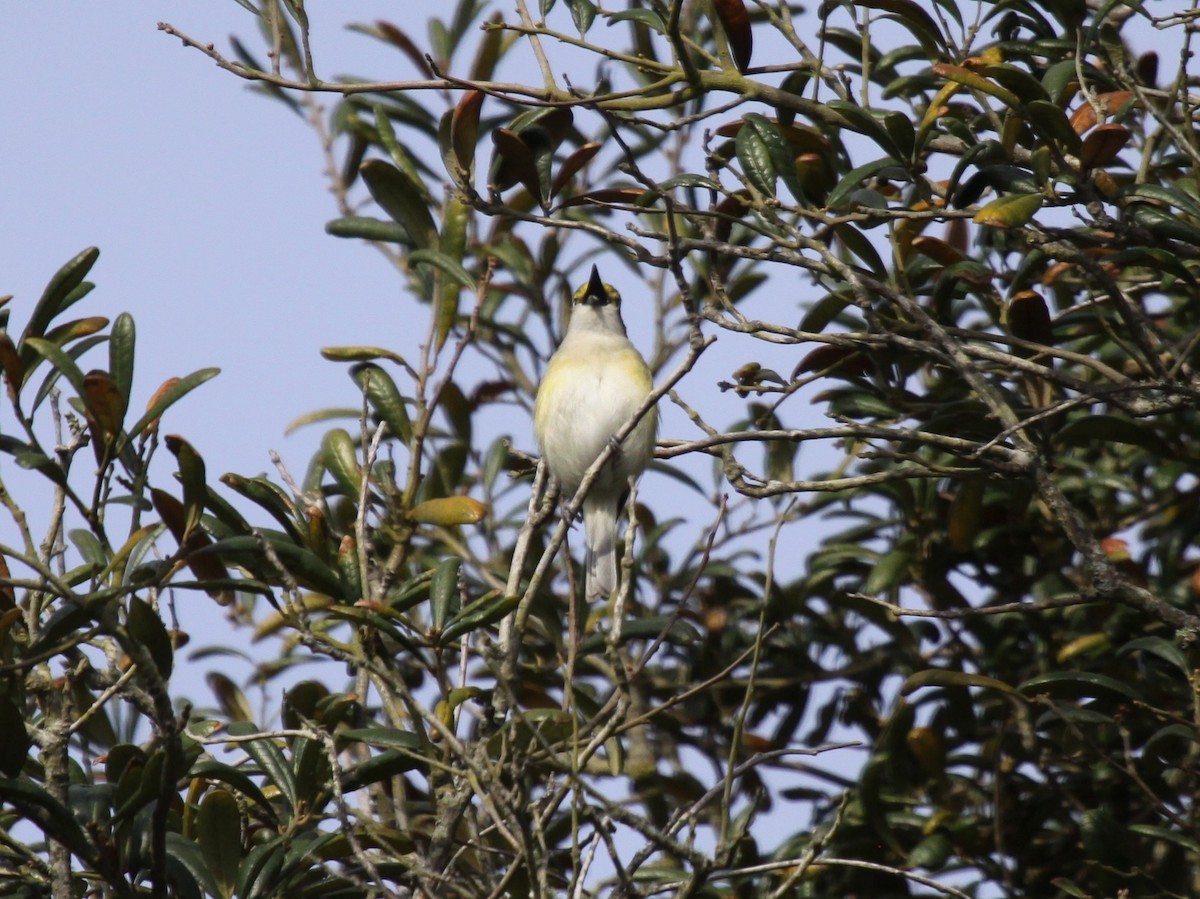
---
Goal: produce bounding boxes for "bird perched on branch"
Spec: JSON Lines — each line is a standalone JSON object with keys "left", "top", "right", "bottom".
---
{"left": 534, "top": 265, "right": 657, "bottom": 601}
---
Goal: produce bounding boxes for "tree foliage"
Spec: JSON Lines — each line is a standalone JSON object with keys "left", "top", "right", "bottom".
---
{"left": 3, "top": 0, "right": 1200, "bottom": 896}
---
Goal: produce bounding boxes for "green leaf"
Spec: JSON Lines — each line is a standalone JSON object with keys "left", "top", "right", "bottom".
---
{"left": 321, "top": 428, "right": 362, "bottom": 496}
{"left": 200, "top": 534, "right": 345, "bottom": 600}
{"left": 1019, "top": 670, "right": 1144, "bottom": 702}
{"left": 567, "top": 0, "right": 596, "bottom": 35}
{"left": 359, "top": 159, "right": 439, "bottom": 251}
{"left": 119, "top": 367, "right": 221, "bottom": 453}
{"left": 238, "top": 840, "right": 287, "bottom": 899}
{"left": 983, "top": 63, "right": 1050, "bottom": 104}
{"left": 608, "top": 7, "right": 665, "bottom": 31}
{"left": 833, "top": 223, "right": 887, "bottom": 275}
{"left": 1117, "top": 636, "right": 1191, "bottom": 679}
{"left": 23, "top": 337, "right": 89, "bottom": 403}
{"left": 1122, "top": 183, "right": 1200, "bottom": 223}
{"left": 339, "top": 749, "right": 425, "bottom": 792}
{"left": 373, "top": 103, "right": 411, "bottom": 175}
{"left": 108, "top": 312, "right": 135, "bottom": 415}
{"left": 1127, "top": 202, "right": 1200, "bottom": 246}
{"left": 197, "top": 789, "right": 242, "bottom": 899}
{"left": 735, "top": 123, "right": 776, "bottom": 198}
{"left": 224, "top": 722, "right": 297, "bottom": 815}
{"left": 825, "top": 157, "right": 906, "bottom": 209}
{"left": 0, "top": 777, "right": 98, "bottom": 868}
{"left": 743, "top": 113, "right": 805, "bottom": 203}
{"left": 1127, "top": 824, "right": 1200, "bottom": 855}
{"left": 1056, "top": 414, "right": 1168, "bottom": 454}
{"left": 856, "top": 0, "right": 946, "bottom": 55}
{"left": 1049, "top": 878, "right": 1092, "bottom": 898}
{"left": 340, "top": 727, "right": 423, "bottom": 752}
{"left": 165, "top": 832, "right": 220, "bottom": 899}
{"left": 489, "top": 127, "right": 543, "bottom": 204}
{"left": 429, "top": 557, "right": 462, "bottom": 632}
{"left": 189, "top": 760, "right": 275, "bottom": 819}
{"left": 800, "top": 293, "right": 854, "bottom": 334}
{"left": 325, "top": 216, "right": 409, "bottom": 243}
{"left": 434, "top": 195, "right": 470, "bottom": 349}
{"left": 127, "top": 595, "right": 174, "bottom": 680}
{"left": 21, "top": 247, "right": 100, "bottom": 351}
{"left": 882, "top": 111, "right": 915, "bottom": 161}
{"left": 409, "top": 248, "right": 476, "bottom": 293}
{"left": 217, "top": 476, "right": 302, "bottom": 542}
{"left": 901, "top": 668, "right": 1022, "bottom": 698}
{"left": 441, "top": 591, "right": 519, "bottom": 643}
{"left": 1026, "top": 100, "right": 1082, "bottom": 155}
{"left": 322, "top": 345, "right": 410, "bottom": 366}
{"left": 660, "top": 173, "right": 722, "bottom": 192}
{"left": 906, "top": 831, "right": 952, "bottom": 871}
{"left": 165, "top": 435, "right": 208, "bottom": 537}
{"left": 827, "top": 100, "right": 902, "bottom": 157}
{"left": 69, "top": 528, "right": 108, "bottom": 569}
{"left": 863, "top": 548, "right": 910, "bottom": 594}
{"left": 350, "top": 363, "right": 412, "bottom": 443}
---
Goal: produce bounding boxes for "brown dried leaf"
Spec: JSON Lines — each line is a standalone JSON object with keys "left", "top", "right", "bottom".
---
{"left": 557, "top": 187, "right": 649, "bottom": 208}
{"left": 144, "top": 377, "right": 181, "bottom": 433}
{"left": 452, "top": 90, "right": 484, "bottom": 174}
{"left": 551, "top": 141, "right": 601, "bottom": 199}
{"left": 491, "top": 128, "right": 542, "bottom": 205}
{"left": 793, "top": 344, "right": 868, "bottom": 378}
{"left": 374, "top": 20, "right": 434, "bottom": 78}
{"left": 711, "top": 0, "right": 753, "bottom": 72}
{"left": 1007, "top": 290, "right": 1053, "bottom": 348}
{"left": 151, "top": 488, "right": 233, "bottom": 606}
{"left": 911, "top": 235, "right": 965, "bottom": 267}
{"left": 82, "top": 370, "right": 126, "bottom": 444}
{"left": 1079, "top": 123, "right": 1131, "bottom": 171}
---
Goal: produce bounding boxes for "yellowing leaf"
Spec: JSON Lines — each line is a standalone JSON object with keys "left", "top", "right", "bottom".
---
{"left": 1056, "top": 632, "right": 1110, "bottom": 664}
{"left": 932, "top": 63, "right": 1021, "bottom": 109}
{"left": 973, "top": 193, "right": 1043, "bottom": 227}
{"left": 409, "top": 496, "right": 487, "bottom": 526}
{"left": 947, "top": 479, "right": 984, "bottom": 553}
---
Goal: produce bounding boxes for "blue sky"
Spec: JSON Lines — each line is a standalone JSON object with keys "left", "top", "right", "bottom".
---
{"left": 3, "top": 3, "right": 446, "bottom": 480}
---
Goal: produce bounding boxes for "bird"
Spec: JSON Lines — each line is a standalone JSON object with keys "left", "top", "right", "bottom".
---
{"left": 534, "top": 265, "right": 657, "bottom": 601}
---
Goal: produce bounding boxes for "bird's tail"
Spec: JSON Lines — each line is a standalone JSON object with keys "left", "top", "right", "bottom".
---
{"left": 583, "top": 496, "right": 618, "bottom": 602}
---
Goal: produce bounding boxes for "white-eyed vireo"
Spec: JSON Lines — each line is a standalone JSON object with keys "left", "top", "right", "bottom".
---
{"left": 533, "top": 265, "right": 657, "bottom": 601}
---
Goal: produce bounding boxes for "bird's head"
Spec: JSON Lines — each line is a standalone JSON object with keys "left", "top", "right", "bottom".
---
{"left": 566, "top": 265, "right": 628, "bottom": 337}
{"left": 573, "top": 265, "right": 622, "bottom": 309}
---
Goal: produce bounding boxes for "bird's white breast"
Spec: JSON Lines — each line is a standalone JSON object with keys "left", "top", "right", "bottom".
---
{"left": 534, "top": 329, "right": 656, "bottom": 496}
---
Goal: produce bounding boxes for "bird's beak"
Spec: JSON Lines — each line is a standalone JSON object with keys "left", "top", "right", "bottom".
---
{"left": 584, "top": 265, "right": 607, "bottom": 306}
